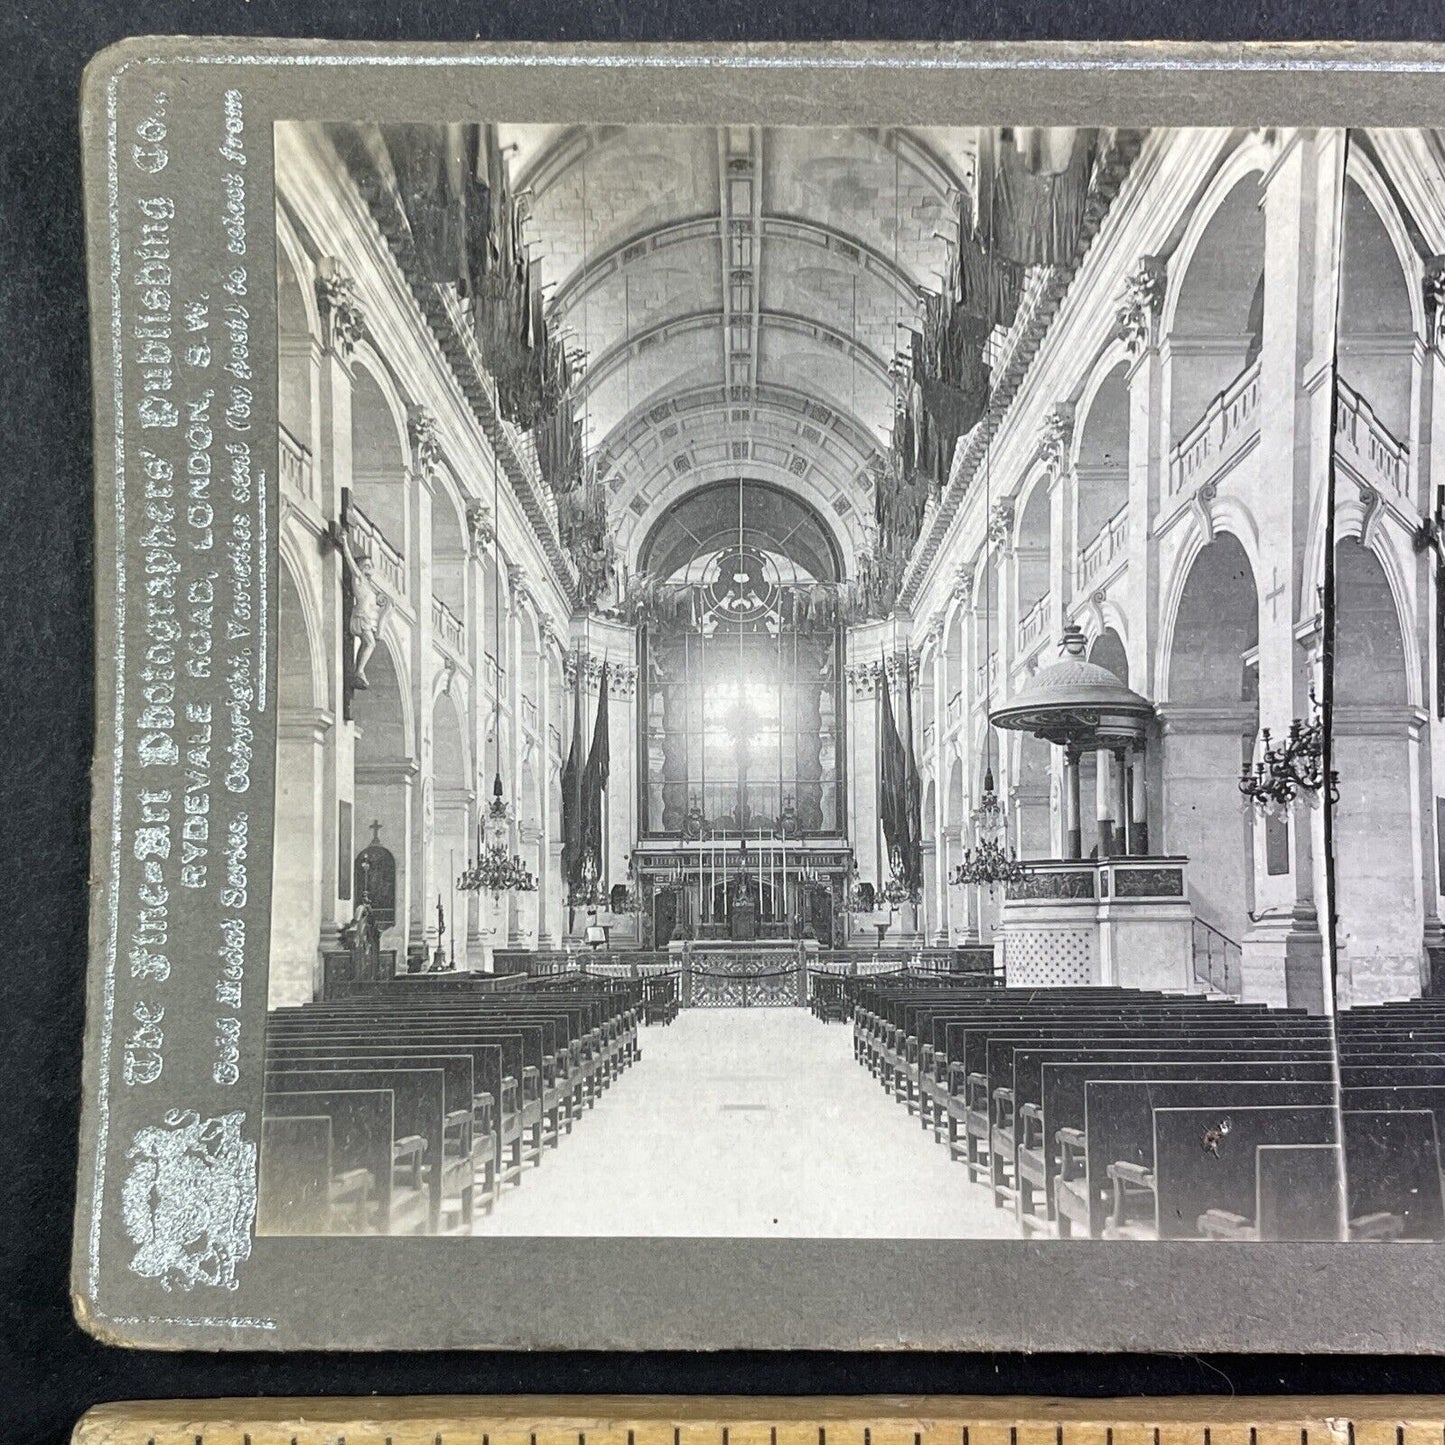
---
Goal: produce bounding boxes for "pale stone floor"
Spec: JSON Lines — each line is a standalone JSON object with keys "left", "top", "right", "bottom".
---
{"left": 478, "top": 1007, "right": 1019, "bottom": 1237}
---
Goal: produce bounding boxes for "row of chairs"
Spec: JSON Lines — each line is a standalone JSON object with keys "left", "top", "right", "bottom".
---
{"left": 841, "top": 978, "right": 1445, "bottom": 1240}
{"left": 258, "top": 975, "right": 644, "bottom": 1235}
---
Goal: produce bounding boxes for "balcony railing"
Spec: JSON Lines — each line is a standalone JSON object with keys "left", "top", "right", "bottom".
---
{"left": 946, "top": 690, "right": 963, "bottom": 728}
{"left": 347, "top": 501, "right": 406, "bottom": 601}
{"left": 922, "top": 721, "right": 936, "bottom": 755}
{"left": 1335, "top": 377, "right": 1409, "bottom": 502}
{"left": 1168, "top": 359, "right": 1261, "bottom": 497}
{"left": 279, "top": 425, "right": 315, "bottom": 503}
{"left": 521, "top": 694, "right": 538, "bottom": 734}
{"left": 1017, "top": 594, "right": 1050, "bottom": 655}
{"left": 431, "top": 595, "right": 465, "bottom": 654}
{"left": 1078, "top": 502, "right": 1128, "bottom": 585}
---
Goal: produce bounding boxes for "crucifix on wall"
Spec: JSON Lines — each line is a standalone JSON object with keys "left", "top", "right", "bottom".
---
{"left": 716, "top": 687, "right": 762, "bottom": 832}
{"left": 1264, "top": 565, "right": 1288, "bottom": 622}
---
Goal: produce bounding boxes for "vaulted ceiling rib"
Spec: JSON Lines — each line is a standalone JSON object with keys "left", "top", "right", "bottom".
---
{"left": 501, "top": 123, "right": 970, "bottom": 539}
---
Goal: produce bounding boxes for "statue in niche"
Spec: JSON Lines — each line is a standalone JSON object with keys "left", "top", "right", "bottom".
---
{"left": 336, "top": 518, "right": 387, "bottom": 689}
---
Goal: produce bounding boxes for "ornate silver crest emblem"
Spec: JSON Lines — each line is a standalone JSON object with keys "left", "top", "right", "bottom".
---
{"left": 121, "top": 1109, "right": 257, "bottom": 1291}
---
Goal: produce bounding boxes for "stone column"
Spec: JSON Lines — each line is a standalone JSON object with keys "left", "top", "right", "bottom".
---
{"left": 1122, "top": 256, "right": 1167, "bottom": 698}
{"left": 270, "top": 707, "right": 333, "bottom": 1006}
{"left": 408, "top": 451, "right": 438, "bottom": 964}
{"left": 1095, "top": 746, "right": 1116, "bottom": 858}
{"left": 506, "top": 564, "right": 526, "bottom": 944}
{"left": 1130, "top": 742, "right": 1150, "bottom": 856}
{"left": 1113, "top": 746, "right": 1130, "bottom": 856}
{"left": 535, "top": 622, "right": 556, "bottom": 946}
{"left": 312, "top": 263, "right": 360, "bottom": 961}
{"left": 1063, "top": 744, "right": 1082, "bottom": 861}
{"left": 1239, "top": 129, "right": 1336, "bottom": 1014}
{"left": 847, "top": 661, "right": 881, "bottom": 906}
{"left": 464, "top": 493, "right": 493, "bottom": 965}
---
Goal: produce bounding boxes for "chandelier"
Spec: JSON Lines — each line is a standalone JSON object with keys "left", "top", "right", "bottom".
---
{"left": 457, "top": 441, "right": 538, "bottom": 899}
{"left": 1238, "top": 688, "right": 1339, "bottom": 814}
{"left": 879, "top": 845, "right": 922, "bottom": 909}
{"left": 951, "top": 750, "right": 1025, "bottom": 893}
{"left": 970, "top": 764, "right": 1006, "bottom": 839}
{"left": 949, "top": 835, "right": 1025, "bottom": 894}
{"left": 572, "top": 847, "right": 607, "bottom": 910}
{"left": 457, "top": 773, "right": 537, "bottom": 897}
{"left": 457, "top": 840, "right": 536, "bottom": 897}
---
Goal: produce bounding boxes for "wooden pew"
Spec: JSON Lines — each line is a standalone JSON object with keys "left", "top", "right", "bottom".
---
{"left": 265, "top": 1043, "right": 483, "bottom": 1213}
{"left": 1342, "top": 1108, "right": 1445, "bottom": 1240}
{"left": 258, "top": 1114, "right": 333, "bottom": 1234}
{"left": 1153, "top": 1104, "right": 1341, "bottom": 1239}
{"left": 265, "top": 1064, "right": 468, "bottom": 1233}
{"left": 1059, "top": 1082, "right": 1338, "bottom": 1238}
{"left": 261, "top": 1087, "right": 418, "bottom": 1234}
{"left": 1009, "top": 1048, "right": 1335, "bottom": 1229}
{"left": 268, "top": 1020, "right": 534, "bottom": 1187}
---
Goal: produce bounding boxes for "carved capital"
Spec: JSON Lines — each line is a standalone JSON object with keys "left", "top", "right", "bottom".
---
{"left": 407, "top": 404, "right": 444, "bottom": 479}
{"left": 465, "top": 499, "right": 495, "bottom": 558}
{"left": 563, "top": 647, "right": 604, "bottom": 689}
{"left": 507, "top": 562, "right": 532, "bottom": 615}
{"left": 1115, "top": 254, "right": 1168, "bottom": 356}
{"left": 608, "top": 662, "right": 639, "bottom": 699}
{"left": 1424, "top": 257, "right": 1445, "bottom": 347}
{"left": 883, "top": 647, "right": 920, "bottom": 687}
{"left": 1035, "top": 404, "right": 1075, "bottom": 474}
{"left": 987, "top": 498, "right": 1015, "bottom": 549}
{"left": 315, "top": 258, "right": 366, "bottom": 359}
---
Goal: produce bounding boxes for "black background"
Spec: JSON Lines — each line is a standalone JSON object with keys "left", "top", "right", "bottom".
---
{"left": 6, "top": 5, "right": 1445, "bottom": 1445}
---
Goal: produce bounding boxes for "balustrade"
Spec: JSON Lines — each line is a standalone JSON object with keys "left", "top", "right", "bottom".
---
{"left": 1078, "top": 502, "right": 1128, "bottom": 585}
{"left": 1335, "top": 376, "right": 1409, "bottom": 501}
{"left": 431, "top": 594, "right": 465, "bottom": 653}
{"left": 279, "top": 425, "right": 315, "bottom": 503}
{"left": 1168, "top": 359, "right": 1261, "bottom": 497}
{"left": 1016, "top": 593, "right": 1050, "bottom": 655}
{"left": 346, "top": 500, "right": 406, "bottom": 600}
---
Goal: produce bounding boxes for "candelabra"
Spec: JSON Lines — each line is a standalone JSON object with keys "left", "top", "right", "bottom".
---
{"left": 1238, "top": 688, "right": 1339, "bottom": 814}
{"left": 878, "top": 845, "right": 922, "bottom": 909}
{"left": 949, "top": 835, "right": 1025, "bottom": 894}
{"left": 457, "top": 775, "right": 537, "bottom": 896}
{"left": 572, "top": 848, "right": 606, "bottom": 910}
{"left": 970, "top": 765, "right": 1006, "bottom": 840}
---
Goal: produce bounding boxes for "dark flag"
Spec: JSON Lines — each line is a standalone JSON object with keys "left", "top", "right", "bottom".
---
{"left": 560, "top": 663, "right": 585, "bottom": 918}
{"left": 903, "top": 661, "right": 925, "bottom": 894}
{"left": 878, "top": 669, "right": 908, "bottom": 884}
{"left": 581, "top": 664, "right": 611, "bottom": 880}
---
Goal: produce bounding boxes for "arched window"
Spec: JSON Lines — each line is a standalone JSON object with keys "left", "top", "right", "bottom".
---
{"left": 637, "top": 479, "right": 845, "bottom": 837}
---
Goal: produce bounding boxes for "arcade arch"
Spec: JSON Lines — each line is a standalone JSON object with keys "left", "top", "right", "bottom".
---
{"left": 1162, "top": 533, "right": 1258, "bottom": 946}
{"left": 1333, "top": 536, "right": 1424, "bottom": 1004}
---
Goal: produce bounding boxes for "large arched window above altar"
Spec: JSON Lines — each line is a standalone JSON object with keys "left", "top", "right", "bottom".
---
{"left": 635, "top": 479, "right": 846, "bottom": 840}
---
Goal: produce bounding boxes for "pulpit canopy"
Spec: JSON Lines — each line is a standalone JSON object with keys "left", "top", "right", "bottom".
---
{"left": 991, "top": 624, "right": 1153, "bottom": 750}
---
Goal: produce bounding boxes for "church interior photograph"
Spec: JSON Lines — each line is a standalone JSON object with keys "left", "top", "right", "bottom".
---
{"left": 260, "top": 119, "right": 1445, "bottom": 1243}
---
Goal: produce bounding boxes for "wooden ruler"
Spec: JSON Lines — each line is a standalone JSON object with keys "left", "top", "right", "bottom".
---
{"left": 67, "top": 1397, "right": 1445, "bottom": 1445}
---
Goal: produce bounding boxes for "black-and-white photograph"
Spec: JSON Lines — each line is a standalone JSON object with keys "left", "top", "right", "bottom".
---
{"left": 251, "top": 116, "right": 1445, "bottom": 1245}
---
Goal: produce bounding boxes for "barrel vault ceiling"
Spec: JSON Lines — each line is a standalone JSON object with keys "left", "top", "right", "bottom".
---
{"left": 501, "top": 125, "right": 975, "bottom": 567}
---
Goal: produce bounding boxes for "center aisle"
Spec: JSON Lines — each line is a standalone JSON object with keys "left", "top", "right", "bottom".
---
{"left": 480, "top": 1006, "right": 1017, "bottom": 1237}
